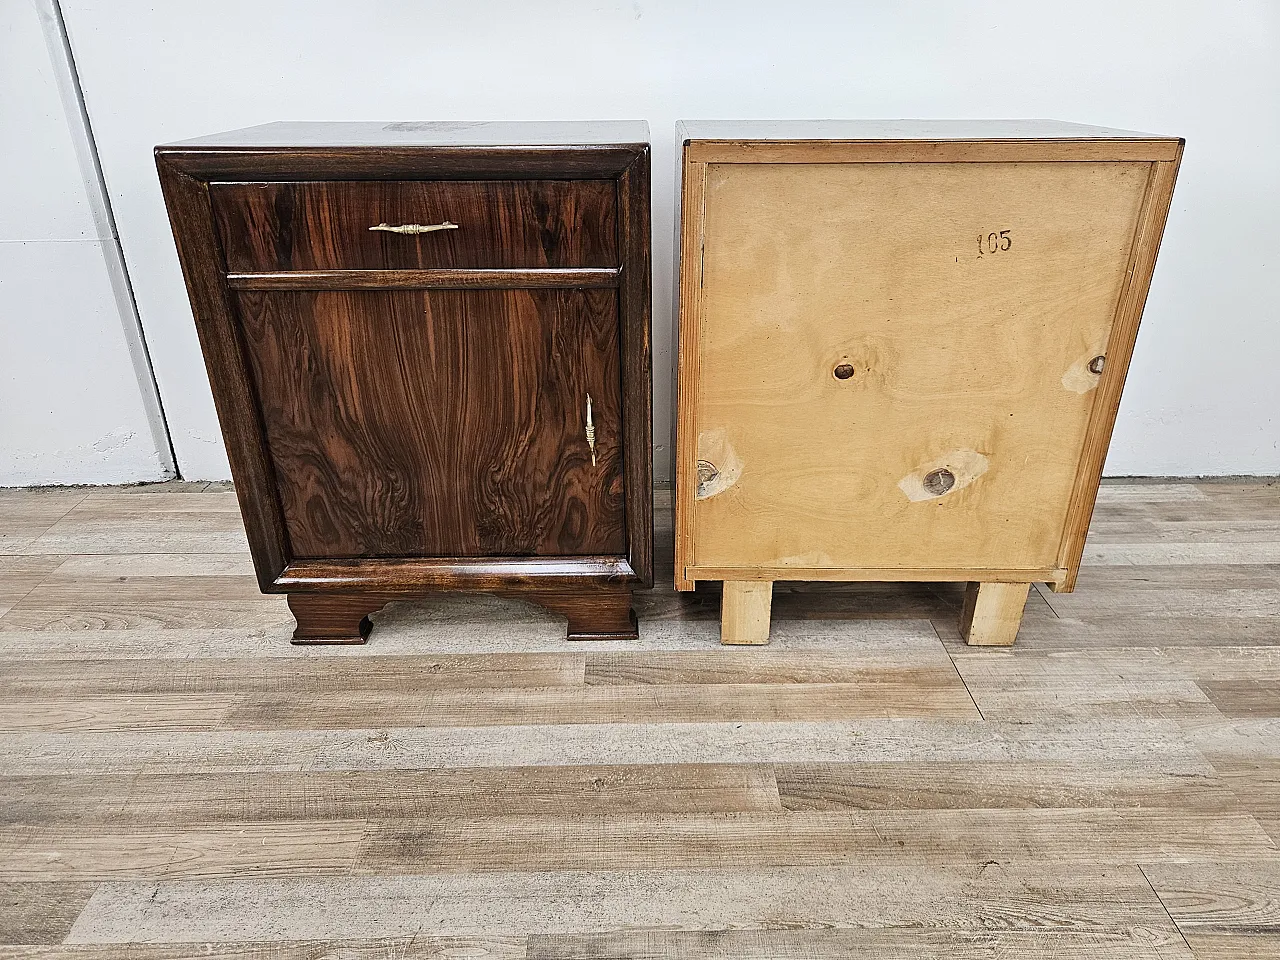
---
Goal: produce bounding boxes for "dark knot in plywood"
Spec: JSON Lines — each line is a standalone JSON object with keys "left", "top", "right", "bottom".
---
{"left": 1088, "top": 355, "right": 1106, "bottom": 375}
{"left": 833, "top": 363, "right": 856, "bottom": 380}
{"left": 923, "top": 467, "right": 956, "bottom": 497}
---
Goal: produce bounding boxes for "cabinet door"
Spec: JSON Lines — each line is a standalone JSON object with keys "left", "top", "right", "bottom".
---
{"left": 234, "top": 287, "right": 625, "bottom": 559}
{"left": 691, "top": 160, "right": 1150, "bottom": 574}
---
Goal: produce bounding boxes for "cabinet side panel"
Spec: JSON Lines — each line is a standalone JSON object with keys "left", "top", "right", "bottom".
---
{"left": 155, "top": 156, "right": 290, "bottom": 590}
{"left": 1057, "top": 152, "right": 1183, "bottom": 589}
{"left": 617, "top": 153, "right": 654, "bottom": 587}
{"left": 673, "top": 156, "right": 708, "bottom": 590}
{"left": 692, "top": 160, "right": 1150, "bottom": 574}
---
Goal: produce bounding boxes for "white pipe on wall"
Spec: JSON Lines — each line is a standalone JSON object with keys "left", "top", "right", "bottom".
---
{"left": 32, "top": 0, "right": 176, "bottom": 479}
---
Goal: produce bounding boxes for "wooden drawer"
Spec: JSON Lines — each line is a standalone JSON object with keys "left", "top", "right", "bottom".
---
{"left": 211, "top": 179, "right": 619, "bottom": 272}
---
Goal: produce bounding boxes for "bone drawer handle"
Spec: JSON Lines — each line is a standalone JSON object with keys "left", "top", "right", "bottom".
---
{"left": 585, "top": 394, "right": 597, "bottom": 467}
{"left": 368, "top": 221, "right": 459, "bottom": 235}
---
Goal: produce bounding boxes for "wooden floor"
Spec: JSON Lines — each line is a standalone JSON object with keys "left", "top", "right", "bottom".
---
{"left": 0, "top": 479, "right": 1278, "bottom": 958}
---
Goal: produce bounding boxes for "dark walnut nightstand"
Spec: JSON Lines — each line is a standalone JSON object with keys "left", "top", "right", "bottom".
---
{"left": 158, "top": 121, "right": 652, "bottom": 643}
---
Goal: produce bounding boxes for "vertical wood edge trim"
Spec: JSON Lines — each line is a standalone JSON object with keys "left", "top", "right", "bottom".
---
{"left": 618, "top": 150, "right": 654, "bottom": 587}
{"left": 674, "top": 155, "right": 708, "bottom": 590}
{"left": 1056, "top": 152, "right": 1184, "bottom": 587}
{"left": 155, "top": 155, "right": 292, "bottom": 590}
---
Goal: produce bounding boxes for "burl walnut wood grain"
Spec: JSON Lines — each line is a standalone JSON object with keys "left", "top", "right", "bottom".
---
{"left": 211, "top": 180, "right": 618, "bottom": 272}
{"left": 235, "top": 287, "right": 625, "bottom": 560}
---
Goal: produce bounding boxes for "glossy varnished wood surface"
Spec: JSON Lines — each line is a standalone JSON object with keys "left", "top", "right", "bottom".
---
{"left": 212, "top": 180, "right": 619, "bottom": 272}
{"left": 0, "top": 479, "right": 1277, "bottom": 955}
{"left": 156, "top": 130, "right": 653, "bottom": 609}
{"left": 167, "top": 119, "right": 652, "bottom": 149}
{"left": 157, "top": 122, "right": 652, "bottom": 182}
{"left": 155, "top": 159, "right": 292, "bottom": 592}
{"left": 234, "top": 287, "right": 625, "bottom": 559}
{"left": 615, "top": 152, "right": 654, "bottom": 591}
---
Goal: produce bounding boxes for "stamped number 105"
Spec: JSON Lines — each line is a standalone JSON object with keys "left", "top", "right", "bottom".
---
{"left": 977, "top": 230, "right": 1012, "bottom": 256}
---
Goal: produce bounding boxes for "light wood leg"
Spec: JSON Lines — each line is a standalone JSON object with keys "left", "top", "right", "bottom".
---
{"left": 959, "top": 582, "right": 1031, "bottom": 646}
{"left": 721, "top": 580, "right": 773, "bottom": 645}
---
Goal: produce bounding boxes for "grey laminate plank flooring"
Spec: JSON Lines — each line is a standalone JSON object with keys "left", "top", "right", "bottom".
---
{"left": 0, "top": 478, "right": 1276, "bottom": 958}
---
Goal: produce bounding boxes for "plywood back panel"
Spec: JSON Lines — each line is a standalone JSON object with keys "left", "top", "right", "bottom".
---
{"left": 688, "top": 160, "right": 1150, "bottom": 575}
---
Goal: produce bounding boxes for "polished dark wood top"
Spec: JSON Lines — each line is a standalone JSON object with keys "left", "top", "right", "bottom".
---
{"left": 164, "top": 120, "right": 651, "bottom": 149}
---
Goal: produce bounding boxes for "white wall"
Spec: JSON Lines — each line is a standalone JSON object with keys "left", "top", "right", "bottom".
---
{"left": 0, "top": 0, "right": 171, "bottom": 486}
{"left": 55, "top": 0, "right": 1280, "bottom": 479}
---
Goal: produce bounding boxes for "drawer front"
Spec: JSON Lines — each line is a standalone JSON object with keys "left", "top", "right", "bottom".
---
{"left": 234, "top": 287, "right": 625, "bottom": 559}
{"left": 212, "top": 180, "right": 618, "bottom": 271}
{"left": 690, "top": 160, "right": 1150, "bottom": 573}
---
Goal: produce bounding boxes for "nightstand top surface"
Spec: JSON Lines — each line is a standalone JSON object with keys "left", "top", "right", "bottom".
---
{"left": 164, "top": 120, "right": 650, "bottom": 149}
{"left": 676, "top": 119, "right": 1179, "bottom": 142}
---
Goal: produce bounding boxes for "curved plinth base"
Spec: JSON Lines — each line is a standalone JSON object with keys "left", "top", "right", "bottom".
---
{"left": 287, "top": 585, "right": 638, "bottom": 644}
